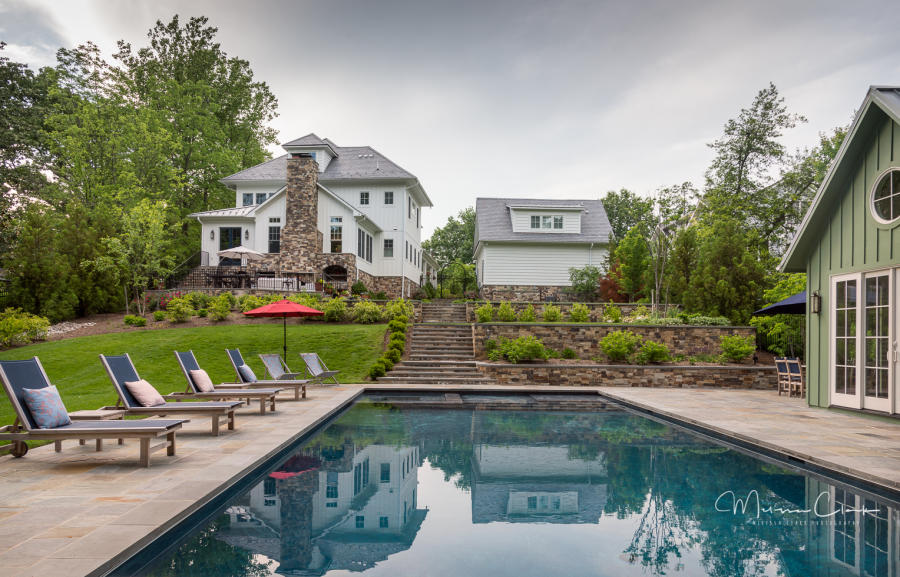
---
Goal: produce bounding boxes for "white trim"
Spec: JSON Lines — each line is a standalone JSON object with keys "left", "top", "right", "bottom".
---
{"left": 870, "top": 167, "right": 900, "bottom": 225}
{"left": 830, "top": 272, "right": 861, "bottom": 409}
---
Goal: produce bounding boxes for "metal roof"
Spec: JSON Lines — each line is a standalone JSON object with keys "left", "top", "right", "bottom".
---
{"left": 780, "top": 86, "right": 900, "bottom": 272}
{"left": 188, "top": 205, "right": 257, "bottom": 219}
{"left": 474, "top": 197, "right": 612, "bottom": 247}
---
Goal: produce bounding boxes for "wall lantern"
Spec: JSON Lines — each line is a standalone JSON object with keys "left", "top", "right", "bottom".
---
{"left": 210, "top": 230, "right": 215, "bottom": 240}
{"left": 810, "top": 291, "right": 821, "bottom": 314}
{"left": 245, "top": 229, "right": 250, "bottom": 240}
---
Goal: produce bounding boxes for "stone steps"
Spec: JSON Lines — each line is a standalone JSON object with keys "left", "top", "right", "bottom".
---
{"left": 376, "top": 375, "right": 492, "bottom": 384}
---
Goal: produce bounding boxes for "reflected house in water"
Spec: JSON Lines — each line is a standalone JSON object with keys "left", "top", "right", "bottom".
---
{"left": 471, "top": 444, "right": 607, "bottom": 524}
{"left": 219, "top": 442, "right": 427, "bottom": 574}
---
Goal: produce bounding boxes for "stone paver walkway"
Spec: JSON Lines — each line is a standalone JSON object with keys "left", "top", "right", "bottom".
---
{"left": 597, "top": 387, "right": 900, "bottom": 492}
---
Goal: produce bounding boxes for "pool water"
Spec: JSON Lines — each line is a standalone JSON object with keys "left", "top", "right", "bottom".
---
{"left": 139, "top": 398, "right": 899, "bottom": 577}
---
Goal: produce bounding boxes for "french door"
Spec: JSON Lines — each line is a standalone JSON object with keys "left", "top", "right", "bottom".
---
{"left": 831, "top": 268, "right": 899, "bottom": 414}
{"left": 219, "top": 227, "right": 242, "bottom": 266}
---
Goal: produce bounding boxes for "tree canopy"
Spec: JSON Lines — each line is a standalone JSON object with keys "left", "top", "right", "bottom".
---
{"left": 422, "top": 207, "right": 476, "bottom": 266}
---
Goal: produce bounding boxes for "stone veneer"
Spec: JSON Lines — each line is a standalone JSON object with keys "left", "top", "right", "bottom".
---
{"left": 465, "top": 302, "right": 680, "bottom": 322}
{"left": 478, "top": 362, "right": 776, "bottom": 389}
{"left": 277, "top": 153, "right": 320, "bottom": 271}
{"left": 479, "top": 284, "right": 568, "bottom": 301}
{"left": 474, "top": 323, "right": 756, "bottom": 358}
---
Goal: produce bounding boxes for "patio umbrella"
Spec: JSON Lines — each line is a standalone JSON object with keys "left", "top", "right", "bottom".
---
{"left": 243, "top": 299, "right": 324, "bottom": 359}
{"left": 217, "top": 245, "right": 265, "bottom": 266}
{"left": 753, "top": 291, "right": 806, "bottom": 316}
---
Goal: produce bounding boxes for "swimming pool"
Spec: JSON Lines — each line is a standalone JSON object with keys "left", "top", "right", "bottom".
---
{"left": 119, "top": 394, "right": 900, "bottom": 576}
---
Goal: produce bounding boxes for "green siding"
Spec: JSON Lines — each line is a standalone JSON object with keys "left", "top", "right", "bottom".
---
{"left": 805, "top": 111, "right": 900, "bottom": 409}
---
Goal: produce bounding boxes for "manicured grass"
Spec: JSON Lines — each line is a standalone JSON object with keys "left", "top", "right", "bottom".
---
{"left": 0, "top": 323, "right": 387, "bottom": 427}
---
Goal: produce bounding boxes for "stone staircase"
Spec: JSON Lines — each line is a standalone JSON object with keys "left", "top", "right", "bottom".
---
{"left": 377, "top": 301, "right": 492, "bottom": 385}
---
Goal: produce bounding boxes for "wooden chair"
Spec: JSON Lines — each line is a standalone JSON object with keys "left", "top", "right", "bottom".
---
{"left": 100, "top": 353, "right": 242, "bottom": 436}
{"left": 172, "top": 351, "right": 282, "bottom": 415}
{"left": 774, "top": 357, "right": 791, "bottom": 396}
{"left": 226, "top": 349, "right": 307, "bottom": 400}
{"left": 0, "top": 357, "right": 184, "bottom": 467}
{"left": 786, "top": 358, "right": 805, "bottom": 398}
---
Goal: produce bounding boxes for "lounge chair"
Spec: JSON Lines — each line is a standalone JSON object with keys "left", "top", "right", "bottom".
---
{"left": 259, "top": 354, "right": 307, "bottom": 381}
{"left": 785, "top": 358, "right": 805, "bottom": 398}
{"left": 100, "top": 353, "right": 242, "bottom": 436}
{"left": 774, "top": 357, "right": 791, "bottom": 396}
{"left": 226, "top": 349, "right": 307, "bottom": 400}
{"left": 173, "top": 350, "right": 282, "bottom": 415}
{"left": 299, "top": 352, "right": 340, "bottom": 385}
{"left": 0, "top": 357, "right": 184, "bottom": 467}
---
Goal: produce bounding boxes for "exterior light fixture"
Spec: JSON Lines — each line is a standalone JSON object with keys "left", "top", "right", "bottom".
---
{"left": 810, "top": 291, "right": 821, "bottom": 314}
{"left": 245, "top": 229, "right": 249, "bottom": 240}
{"left": 210, "top": 230, "right": 215, "bottom": 240}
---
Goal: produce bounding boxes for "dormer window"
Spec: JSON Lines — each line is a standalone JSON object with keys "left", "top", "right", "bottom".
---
{"left": 553, "top": 216, "right": 563, "bottom": 229}
{"left": 530, "top": 216, "right": 540, "bottom": 229}
{"left": 529, "top": 214, "right": 565, "bottom": 230}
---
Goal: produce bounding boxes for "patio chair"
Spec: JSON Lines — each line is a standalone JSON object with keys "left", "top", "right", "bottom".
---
{"left": 299, "top": 352, "right": 340, "bottom": 385}
{"left": 0, "top": 357, "right": 184, "bottom": 467}
{"left": 99, "top": 353, "right": 242, "bottom": 436}
{"left": 785, "top": 358, "right": 805, "bottom": 398}
{"left": 259, "top": 354, "right": 307, "bottom": 382}
{"left": 226, "top": 349, "right": 307, "bottom": 400}
{"left": 173, "top": 351, "right": 283, "bottom": 415}
{"left": 774, "top": 357, "right": 791, "bottom": 396}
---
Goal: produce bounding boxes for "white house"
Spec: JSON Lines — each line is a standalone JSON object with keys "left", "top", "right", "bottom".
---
{"left": 473, "top": 198, "right": 612, "bottom": 300}
{"left": 190, "top": 134, "right": 433, "bottom": 297}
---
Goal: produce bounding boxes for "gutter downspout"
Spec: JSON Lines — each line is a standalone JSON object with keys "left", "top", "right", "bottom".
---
{"left": 401, "top": 193, "right": 407, "bottom": 298}
{"left": 589, "top": 242, "right": 594, "bottom": 266}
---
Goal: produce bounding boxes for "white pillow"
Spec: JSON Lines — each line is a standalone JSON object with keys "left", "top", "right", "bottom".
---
{"left": 189, "top": 369, "right": 216, "bottom": 393}
{"left": 124, "top": 379, "right": 166, "bottom": 407}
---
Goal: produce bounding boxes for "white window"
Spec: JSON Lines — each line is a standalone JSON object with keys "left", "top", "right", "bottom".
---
{"left": 553, "top": 216, "right": 563, "bottom": 229}
{"left": 330, "top": 217, "right": 342, "bottom": 253}
{"left": 256, "top": 193, "right": 267, "bottom": 205}
{"left": 384, "top": 239, "right": 394, "bottom": 258}
{"left": 357, "top": 229, "right": 373, "bottom": 263}
{"left": 530, "top": 216, "right": 540, "bottom": 229}
{"left": 542, "top": 215, "right": 552, "bottom": 229}
{"left": 871, "top": 168, "right": 900, "bottom": 224}
{"left": 385, "top": 191, "right": 394, "bottom": 205}
{"left": 360, "top": 191, "right": 369, "bottom": 205}
{"left": 242, "top": 193, "right": 253, "bottom": 206}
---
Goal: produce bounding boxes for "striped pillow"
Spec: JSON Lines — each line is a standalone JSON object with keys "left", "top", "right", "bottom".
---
{"left": 22, "top": 385, "right": 71, "bottom": 429}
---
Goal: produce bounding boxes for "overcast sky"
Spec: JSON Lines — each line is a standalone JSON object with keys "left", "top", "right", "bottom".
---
{"left": 3, "top": 0, "right": 899, "bottom": 237}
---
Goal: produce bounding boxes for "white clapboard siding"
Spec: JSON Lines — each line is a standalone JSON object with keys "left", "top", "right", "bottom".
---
{"left": 481, "top": 243, "right": 606, "bottom": 286}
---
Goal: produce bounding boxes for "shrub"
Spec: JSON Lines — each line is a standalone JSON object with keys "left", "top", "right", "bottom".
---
{"left": 475, "top": 302, "right": 494, "bottom": 323}
{"left": 518, "top": 304, "right": 536, "bottom": 322}
{"left": 561, "top": 347, "right": 577, "bottom": 359}
{"left": 635, "top": 340, "right": 670, "bottom": 364}
{"left": 288, "top": 292, "right": 322, "bottom": 309}
{"left": 351, "top": 281, "right": 368, "bottom": 295}
{"left": 385, "top": 348, "right": 402, "bottom": 363}
{"left": 323, "top": 298, "right": 348, "bottom": 322}
{"left": 568, "top": 303, "right": 590, "bottom": 323}
{"left": 484, "top": 338, "right": 498, "bottom": 358}
{"left": 496, "top": 301, "right": 516, "bottom": 322}
{"left": 569, "top": 265, "right": 602, "bottom": 301}
{"left": 371, "top": 291, "right": 388, "bottom": 301}
{"left": 604, "top": 303, "right": 623, "bottom": 323}
{"left": 546, "top": 348, "right": 560, "bottom": 359}
{"left": 197, "top": 308, "right": 208, "bottom": 318}
{"left": 379, "top": 355, "right": 395, "bottom": 370}
{"left": 184, "top": 291, "right": 212, "bottom": 311}
{"left": 384, "top": 298, "right": 414, "bottom": 321}
{"left": 369, "top": 361, "right": 386, "bottom": 379}
{"left": 0, "top": 308, "right": 50, "bottom": 348}
{"left": 388, "top": 340, "right": 405, "bottom": 354}
{"left": 166, "top": 298, "right": 194, "bottom": 323}
{"left": 389, "top": 332, "right": 406, "bottom": 345}
{"left": 388, "top": 318, "right": 408, "bottom": 333}
{"left": 158, "top": 290, "right": 184, "bottom": 310}
{"left": 422, "top": 282, "right": 437, "bottom": 299}
{"left": 152, "top": 310, "right": 167, "bottom": 322}
{"left": 208, "top": 295, "right": 231, "bottom": 322}
{"left": 683, "top": 314, "right": 731, "bottom": 326}
{"left": 239, "top": 295, "right": 264, "bottom": 312}
{"left": 542, "top": 304, "right": 561, "bottom": 322}
{"left": 123, "top": 314, "right": 147, "bottom": 327}
{"left": 599, "top": 330, "right": 642, "bottom": 362}
{"left": 352, "top": 300, "right": 384, "bottom": 324}
{"left": 220, "top": 292, "right": 237, "bottom": 310}
{"left": 720, "top": 334, "right": 756, "bottom": 363}
{"left": 493, "top": 336, "right": 549, "bottom": 364}
{"left": 629, "top": 305, "right": 651, "bottom": 321}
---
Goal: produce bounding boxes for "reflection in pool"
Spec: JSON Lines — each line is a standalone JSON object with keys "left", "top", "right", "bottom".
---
{"left": 144, "top": 398, "right": 899, "bottom": 576}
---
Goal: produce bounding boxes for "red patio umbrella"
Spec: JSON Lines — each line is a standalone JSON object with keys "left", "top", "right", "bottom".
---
{"left": 243, "top": 299, "right": 324, "bottom": 359}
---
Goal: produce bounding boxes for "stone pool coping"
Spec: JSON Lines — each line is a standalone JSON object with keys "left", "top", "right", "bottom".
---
{"left": 0, "top": 384, "right": 898, "bottom": 576}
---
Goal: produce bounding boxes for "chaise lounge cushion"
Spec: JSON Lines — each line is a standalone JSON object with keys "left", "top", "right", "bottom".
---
{"left": 124, "top": 379, "right": 166, "bottom": 407}
{"left": 22, "top": 385, "right": 71, "bottom": 429}
{"left": 189, "top": 369, "right": 215, "bottom": 392}
{"left": 237, "top": 364, "right": 257, "bottom": 383}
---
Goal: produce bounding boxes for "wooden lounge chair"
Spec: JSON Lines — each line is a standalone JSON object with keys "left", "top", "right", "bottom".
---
{"left": 172, "top": 350, "right": 282, "bottom": 415}
{"left": 785, "top": 358, "right": 805, "bottom": 398}
{"left": 259, "top": 354, "right": 307, "bottom": 381}
{"left": 99, "top": 353, "right": 242, "bottom": 436}
{"left": 774, "top": 357, "right": 791, "bottom": 396}
{"left": 0, "top": 357, "right": 184, "bottom": 467}
{"left": 299, "top": 352, "right": 340, "bottom": 385}
{"left": 226, "top": 349, "right": 307, "bottom": 400}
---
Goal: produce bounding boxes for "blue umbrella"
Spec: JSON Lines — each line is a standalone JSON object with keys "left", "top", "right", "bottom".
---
{"left": 753, "top": 291, "right": 806, "bottom": 316}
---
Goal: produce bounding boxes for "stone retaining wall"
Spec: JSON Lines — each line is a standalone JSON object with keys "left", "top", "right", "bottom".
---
{"left": 478, "top": 362, "right": 776, "bottom": 389}
{"left": 474, "top": 323, "right": 755, "bottom": 358}
{"left": 466, "top": 302, "right": 680, "bottom": 322}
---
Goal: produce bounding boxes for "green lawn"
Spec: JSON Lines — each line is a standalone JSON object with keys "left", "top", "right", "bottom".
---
{"left": 0, "top": 323, "right": 387, "bottom": 427}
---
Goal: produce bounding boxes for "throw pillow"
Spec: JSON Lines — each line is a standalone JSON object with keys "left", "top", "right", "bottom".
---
{"left": 124, "top": 379, "right": 166, "bottom": 407}
{"left": 237, "top": 364, "right": 257, "bottom": 383}
{"left": 22, "top": 385, "right": 71, "bottom": 429}
{"left": 189, "top": 369, "right": 215, "bottom": 392}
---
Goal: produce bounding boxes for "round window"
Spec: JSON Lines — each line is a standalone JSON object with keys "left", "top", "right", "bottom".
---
{"left": 871, "top": 168, "right": 900, "bottom": 224}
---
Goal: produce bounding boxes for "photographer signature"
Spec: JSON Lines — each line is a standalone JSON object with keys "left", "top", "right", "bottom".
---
{"left": 715, "top": 490, "right": 880, "bottom": 519}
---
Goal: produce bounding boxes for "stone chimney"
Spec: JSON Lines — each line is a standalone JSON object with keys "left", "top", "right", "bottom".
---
{"left": 280, "top": 153, "right": 319, "bottom": 270}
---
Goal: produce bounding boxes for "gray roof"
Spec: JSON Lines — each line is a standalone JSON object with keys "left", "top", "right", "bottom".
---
{"left": 221, "top": 142, "right": 416, "bottom": 183}
{"left": 282, "top": 132, "right": 328, "bottom": 147}
{"left": 188, "top": 205, "right": 257, "bottom": 218}
{"left": 474, "top": 197, "right": 612, "bottom": 247}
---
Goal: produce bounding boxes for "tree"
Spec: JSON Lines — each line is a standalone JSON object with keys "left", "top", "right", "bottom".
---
{"left": 568, "top": 265, "right": 603, "bottom": 301}
{"left": 601, "top": 188, "right": 654, "bottom": 242}
{"left": 613, "top": 227, "right": 650, "bottom": 302}
{"left": 646, "top": 183, "right": 698, "bottom": 311}
{"left": 665, "top": 226, "right": 699, "bottom": 306}
{"left": 685, "top": 219, "right": 767, "bottom": 324}
{"left": 422, "top": 207, "right": 476, "bottom": 266}
{"left": 702, "top": 82, "right": 806, "bottom": 235}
